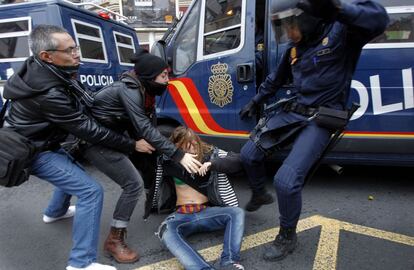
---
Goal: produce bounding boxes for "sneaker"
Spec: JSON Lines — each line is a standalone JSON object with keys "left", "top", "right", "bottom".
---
{"left": 220, "top": 262, "right": 245, "bottom": 270}
{"left": 245, "top": 192, "right": 274, "bottom": 212}
{"left": 66, "top": 262, "right": 117, "bottom": 270}
{"left": 43, "top": 205, "right": 76, "bottom": 223}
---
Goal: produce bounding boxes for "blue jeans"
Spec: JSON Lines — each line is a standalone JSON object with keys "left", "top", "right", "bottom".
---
{"left": 82, "top": 144, "right": 144, "bottom": 228}
{"left": 30, "top": 149, "right": 104, "bottom": 268}
{"left": 241, "top": 111, "right": 331, "bottom": 228}
{"left": 158, "top": 206, "right": 245, "bottom": 270}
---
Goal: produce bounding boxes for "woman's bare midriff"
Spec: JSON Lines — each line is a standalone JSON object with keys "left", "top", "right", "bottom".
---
{"left": 175, "top": 184, "right": 208, "bottom": 206}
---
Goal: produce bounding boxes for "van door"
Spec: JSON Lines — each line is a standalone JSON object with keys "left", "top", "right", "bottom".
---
{"left": 60, "top": 9, "right": 111, "bottom": 91}
{"left": 161, "top": 0, "right": 257, "bottom": 137}
{"left": 60, "top": 6, "right": 138, "bottom": 91}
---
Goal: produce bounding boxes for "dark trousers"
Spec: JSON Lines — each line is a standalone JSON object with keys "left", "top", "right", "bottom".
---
{"left": 83, "top": 144, "right": 144, "bottom": 227}
{"left": 129, "top": 151, "right": 157, "bottom": 190}
{"left": 241, "top": 111, "right": 331, "bottom": 228}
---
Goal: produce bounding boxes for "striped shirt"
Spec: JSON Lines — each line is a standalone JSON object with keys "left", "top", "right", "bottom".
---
{"left": 152, "top": 149, "right": 239, "bottom": 211}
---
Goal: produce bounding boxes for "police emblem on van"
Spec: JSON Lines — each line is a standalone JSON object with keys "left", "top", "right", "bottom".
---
{"left": 208, "top": 63, "right": 234, "bottom": 108}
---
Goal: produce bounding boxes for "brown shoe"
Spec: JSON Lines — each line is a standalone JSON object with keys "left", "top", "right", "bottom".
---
{"left": 103, "top": 227, "right": 140, "bottom": 263}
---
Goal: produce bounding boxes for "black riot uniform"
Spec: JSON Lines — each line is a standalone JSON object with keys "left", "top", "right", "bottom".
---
{"left": 239, "top": 0, "right": 389, "bottom": 261}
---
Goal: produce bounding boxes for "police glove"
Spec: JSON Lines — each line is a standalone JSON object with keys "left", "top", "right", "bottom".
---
{"left": 297, "top": 0, "right": 342, "bottom": 21}
{"left": 239, "top": 100, "right": 258, "bottom": 120}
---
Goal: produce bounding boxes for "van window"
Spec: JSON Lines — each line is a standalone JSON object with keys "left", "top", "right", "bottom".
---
{"left": 203, "top": 0, "right": 243, "bottom": 55}
{"left": 71, "top": 19, "right": 108, "bottom": 63}
{"left": 0, "top": 17, "right": 31, "bottom": 62}
{"left": 113, "top": 31, "right": 135, "bottom": 66}
{"left": 173, "top": 0, "right": 201, "bottom": 74}
{"left": 371, "top": 13, "right": 414, "bottom": 43}
{"left": 366, "top": 8, "right": 414, "bottom": 49}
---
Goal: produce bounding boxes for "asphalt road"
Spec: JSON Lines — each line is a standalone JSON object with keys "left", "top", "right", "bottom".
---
{"left": 0, "top": 163, "right": 413, "bottom": 270}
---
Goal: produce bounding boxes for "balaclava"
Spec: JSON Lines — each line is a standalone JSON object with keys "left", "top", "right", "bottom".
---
{"left": 131, "top": 48, "right": 169, "bottom": 96}
{"left": 296, "top": 13, "right": 325, "bottom": 45}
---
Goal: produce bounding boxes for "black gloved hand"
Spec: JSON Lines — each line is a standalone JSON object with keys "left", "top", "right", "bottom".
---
{"left": 297, "top": 0, "right": 342, "bottom": 21}
{"left": 239, "top": 100, "right": 258, "bottom": 120}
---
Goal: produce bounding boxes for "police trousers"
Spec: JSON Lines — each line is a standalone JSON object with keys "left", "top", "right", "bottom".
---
{"left": 241, "top": 111, "right": 331, "bottom": 228}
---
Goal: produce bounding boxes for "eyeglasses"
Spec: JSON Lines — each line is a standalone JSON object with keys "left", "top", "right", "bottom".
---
{"left": 46, "top": 46, "right": 80, "bottom": 56}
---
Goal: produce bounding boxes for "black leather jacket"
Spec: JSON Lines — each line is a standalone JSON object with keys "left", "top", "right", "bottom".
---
{"left": 91, "top": 72, "right": 184, "bottom": 161}
{"left": 3, "top": 56, "right": 135, "bottom": 153}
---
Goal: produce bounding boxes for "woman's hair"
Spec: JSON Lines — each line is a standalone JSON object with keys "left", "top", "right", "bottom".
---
{"left": 170, "top": 126, "right": 213, "bottom": 162}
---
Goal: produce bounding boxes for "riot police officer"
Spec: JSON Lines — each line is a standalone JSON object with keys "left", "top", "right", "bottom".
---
{"left": 239, "top": 0, "right": 389, "bottom": 262}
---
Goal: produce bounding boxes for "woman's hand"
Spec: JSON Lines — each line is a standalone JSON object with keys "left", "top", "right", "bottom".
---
{"left": 198, "top": 162, "right": 212, "bottom": 176}
{"left": 180, "top": 153, "right": 202, "bottom": 174}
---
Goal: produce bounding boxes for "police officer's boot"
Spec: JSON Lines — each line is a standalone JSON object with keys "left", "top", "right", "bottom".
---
{"left": 263, "top": 227, "right": 297, "bottom": 261}
{"left": 245, "top": 191, "right": 274, "bottom": 212}
{"left": 104, "top": 227, "right": 140, "bottom": 263}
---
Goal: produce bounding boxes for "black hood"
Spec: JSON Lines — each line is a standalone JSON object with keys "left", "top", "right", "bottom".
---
{"left": 3, "top": 56, "right": 66, "bottom": 100}
{"left": 120, "top": 70, "right": 142, "bottom": 90}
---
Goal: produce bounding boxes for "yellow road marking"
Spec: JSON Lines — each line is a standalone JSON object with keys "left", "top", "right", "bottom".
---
{"left": 313, "top": 221, "right": 340, "bottom": 270}
{"left": 134, "top": 215, "right": 414, "bottom": 270}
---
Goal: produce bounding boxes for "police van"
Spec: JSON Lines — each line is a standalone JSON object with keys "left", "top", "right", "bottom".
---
{"left": 0, "top": 0, "right": 139, "bottom": 102}
{"left": 152, "top": 0, "right": 414, "bottom": 166}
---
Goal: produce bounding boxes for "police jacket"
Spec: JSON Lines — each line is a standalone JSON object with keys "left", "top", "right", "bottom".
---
{"left": 253, "top": 0, "right": 389, "bottom": 110}
{"left": 91, "top": 72, "right": 184, "bottom": 161}
{"left": 3, "top": 56, "right": 135, "bottom": 153}
{"left": 143, "top": 148, "right": 241, "bottom": 219}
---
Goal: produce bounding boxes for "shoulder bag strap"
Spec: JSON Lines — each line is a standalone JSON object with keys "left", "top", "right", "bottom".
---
{"left": 0, "top": 99, "right": 10, "bottom": 128}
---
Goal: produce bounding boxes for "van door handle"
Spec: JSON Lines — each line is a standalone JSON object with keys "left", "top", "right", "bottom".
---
{"left": 237, "top": 63, "right": 254, "bottom": 83}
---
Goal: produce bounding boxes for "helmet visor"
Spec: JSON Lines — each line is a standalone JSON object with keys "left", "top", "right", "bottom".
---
{"left": 271, "top": 8, "right": 303, "bottom": 44}
{"left": 272, "top": 16, "right": 296, "bottom": 44}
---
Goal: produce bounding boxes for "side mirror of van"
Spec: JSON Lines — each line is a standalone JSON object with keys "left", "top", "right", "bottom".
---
{"left": 151, "top": 40, "right": 174, "bottom": 74}
{"left": 151, "top": 40, "right": 167, "bottom": 63}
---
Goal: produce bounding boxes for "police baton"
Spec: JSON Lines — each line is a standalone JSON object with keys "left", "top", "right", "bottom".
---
{"left": 304, "top": 102, "right": 360, "bottom": 186}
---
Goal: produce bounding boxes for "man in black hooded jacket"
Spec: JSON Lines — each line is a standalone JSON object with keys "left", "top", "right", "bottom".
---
{"left": 2, "top": 25, "right": 146, "bottom": 270}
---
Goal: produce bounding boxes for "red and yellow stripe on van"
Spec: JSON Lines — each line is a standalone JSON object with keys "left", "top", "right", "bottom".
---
{"left": 168, "top": 78, "right": 248, "bottom": 137}
{"left": 168, "top": 79, "right": 414, "bottom": 139}
{"left": 343, "top": 131, "right": 414, "bottom": 138}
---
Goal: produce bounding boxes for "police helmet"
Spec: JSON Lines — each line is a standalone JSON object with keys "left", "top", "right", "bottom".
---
{"left": 271, "top": 0, "right": 303, "bottom": 21}
{"left": 271, "top": 0, "right": 323, "bottom": 44}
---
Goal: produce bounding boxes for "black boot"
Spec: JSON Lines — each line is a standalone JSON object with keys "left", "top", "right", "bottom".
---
{"left": 245, "top": 191, "right": 274, "bottom": 212}
{"left": 263, "top": 227, "right": 297, "bottom": 261}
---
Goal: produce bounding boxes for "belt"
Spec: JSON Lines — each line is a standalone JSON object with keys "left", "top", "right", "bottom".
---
{"left": 283, "top": 102, "right": 318, "bottom": 117}
{"left": 176, "top": 203, "right": 208, "bottom": 214}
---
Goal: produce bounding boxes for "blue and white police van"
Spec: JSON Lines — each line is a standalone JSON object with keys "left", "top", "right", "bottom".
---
{"left": 0, "top": 0, "right": 139, "bottom": 101}
{"left": 152, "top": 0, "right": 414, "bottom": 166}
